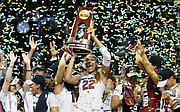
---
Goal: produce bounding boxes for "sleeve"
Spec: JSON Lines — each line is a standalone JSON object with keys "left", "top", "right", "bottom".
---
{"left": 99, "top": 46, "right": 111, "bottom": 66}
{"left": 171, "top": 95, "right": 180, "bottom": 110}
{"left": 113, "top": 84, "right": 123, "bottom": 100}
{"left": 48, "top": 93, "right": 59, "bottom": 108}
{"left": 170, "top": 86, "right": 180, "bottom": 111}
{"left": 0, "top": 90, "right": 7, "bottom": 102}
{"left": 50, "top": 57, "right": 57, "bottom": 62}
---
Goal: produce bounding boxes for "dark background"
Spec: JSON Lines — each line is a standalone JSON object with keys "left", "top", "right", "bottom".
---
{"left": 0, "top": 0, "right": 179, "bottom": 78}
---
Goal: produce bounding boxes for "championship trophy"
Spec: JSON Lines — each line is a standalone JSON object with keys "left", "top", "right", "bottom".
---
{"left": 66, "top": 7, "right": 93, "bottom": 55}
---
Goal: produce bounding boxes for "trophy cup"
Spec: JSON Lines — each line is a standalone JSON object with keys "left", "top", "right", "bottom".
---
{"left": 66, "top": 7, "right": 93, "bottom": 55}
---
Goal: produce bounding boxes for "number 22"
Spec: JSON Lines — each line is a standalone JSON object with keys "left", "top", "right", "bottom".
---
{"left": 82, "top": 79, "right": 95, "bottom": 90}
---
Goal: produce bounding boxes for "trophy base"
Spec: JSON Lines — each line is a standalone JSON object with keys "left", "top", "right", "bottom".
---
{"left": 66, "top": 42, "right": 92, "bottom": 55}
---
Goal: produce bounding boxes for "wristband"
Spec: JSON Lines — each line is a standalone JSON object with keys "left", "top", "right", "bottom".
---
{"left": 26, "top": 70, "right": 31, "bottom": 71}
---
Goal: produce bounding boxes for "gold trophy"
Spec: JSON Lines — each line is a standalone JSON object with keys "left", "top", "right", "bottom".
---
{"left": 66, "top": 7, "right": 93, "bottom": 55}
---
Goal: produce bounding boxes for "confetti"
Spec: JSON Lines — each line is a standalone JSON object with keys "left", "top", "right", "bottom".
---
{"left": 0, "top": 0, "right": 179, "bottom": 76}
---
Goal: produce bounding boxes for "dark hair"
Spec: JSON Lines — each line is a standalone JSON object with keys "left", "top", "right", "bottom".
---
{"left": 149, "top": 55, "right": 162, "bottom": 69}
{"left": 0, "top": 78, "right": 4, "bottom": 90}
{"left": 123, "top": 65, "right": 139, "bottom": 75}
{"left": 47, "top": 62, "right": 58, "bottom": 78}
{"left": 64, "top": 81, "right": 74, "bottom": 91}
{"left": 18, "top": 79, "right": 24, "bottom": 86}
{"left": 176, "top": 73, "right": 180, "bottom": 83}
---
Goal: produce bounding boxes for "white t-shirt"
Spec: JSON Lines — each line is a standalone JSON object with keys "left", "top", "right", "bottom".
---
{"left": 112, "top": 84, "right": 123, "bottom": 112}
{"left": 24, "top": 91, "right": 58, "bottom": 112}
{"left": 55, "top": 87, "right": 73, "bottom": 112}
{"left": 0, "top": 91, "right": 17, "bottom": 112}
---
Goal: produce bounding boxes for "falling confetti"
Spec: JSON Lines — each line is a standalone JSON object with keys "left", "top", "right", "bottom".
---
{"left": 0, "top": 0, "right": 179, "bottom": 77}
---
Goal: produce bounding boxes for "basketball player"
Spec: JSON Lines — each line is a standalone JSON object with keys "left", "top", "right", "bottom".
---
{"left": 62, "top": 24, "right": 111, "bottom": 112}
{"left": 135, "top": 40, "right": 162, "bottom": 112}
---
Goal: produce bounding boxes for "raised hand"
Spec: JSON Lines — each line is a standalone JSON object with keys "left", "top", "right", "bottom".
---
{"left": 22, "top": 53, "right": 30, "bottom": 65}
{"left": 29, "top": 35, "right": 37, "bottom": 50}
{"left": 65, "top": 53, "right": 72, "bottom": 62}
{"left": 87, "top": 21, "right": 96, "bottom": 39}
{"left": 135, "top": 40, "right": 145, "bottom": 55}
{"left": 9, "top": 51, "right": 17, "bottom": 63}
{"left": 0, "top": 53, "right": 7, "bottom": 70}
{"left": 61, "top": 46, "right": 76, "bottom": 58}
{"left": 50, "top": 41, "right": 61, "bottom": 57}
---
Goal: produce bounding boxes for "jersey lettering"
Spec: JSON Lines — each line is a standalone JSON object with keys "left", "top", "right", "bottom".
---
{"left": 142, "top": 82, "right": 149, "bottom": 107}
{"left": 82, "top": 79, "right": 95, "bottom": 90}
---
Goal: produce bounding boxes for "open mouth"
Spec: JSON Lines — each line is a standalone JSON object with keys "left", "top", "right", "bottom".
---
{"left": 86, "top": 64, "right": 93, "bottom": 70}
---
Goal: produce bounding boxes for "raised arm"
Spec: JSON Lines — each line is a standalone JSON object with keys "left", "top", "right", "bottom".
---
{"left": 135, "top": 40, "right": 147, "bottom": 73}
{"left": 28, "top": 36, "right": 37, "bottom": 59}
{"left": 87, "top": 23, "right": 111, "bottom": 80}
{"left": 23, "top": 36, "right": 37, "bottom": 81}
{"left": 22, "top": 53, "right": 31, "bottom": 93}
{"left": 54, "top": 52, "right": 68, "bottom": 84}
{"left": 49, "top": 41, "right": 61, "bottom": 61}
{"left": 63, "top": 46, "right": 80, "bottom": 85}
{"left": 2, "top": 51, "right": 17, "bottom": 94}
{"left": 136, "top": 42, "right": 159, "bottom": 85}
{"left": 54, "top": 52, "right": 71, "bottom": 94}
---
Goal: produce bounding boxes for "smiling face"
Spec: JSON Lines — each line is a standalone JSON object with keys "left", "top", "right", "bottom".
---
{"left": 30, "top": 83, "right": 40, "bottom": 95}
{"left": 84, "top": 54, "right": 98, "bottom": 74}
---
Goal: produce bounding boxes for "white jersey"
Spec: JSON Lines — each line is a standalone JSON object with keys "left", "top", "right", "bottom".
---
{"left": 55, "top": 87, "right": 73, "bottom": 112}
{"left": 0, "top": 91, "right": 17, "bottom": 112}
{"left": 76, "top": 74, "right": 105, "bottom": 111}
{"left": 160, "top": 84, "right": 180, "bottom": 112}
{"left": 112, "top": 84, "right": 123, "bottom": 112}
{"left": 23, "top": 91, "right": 58, "bottom": 112}
{"left": 102, "top": 91, "right": 113, "bottom": 111}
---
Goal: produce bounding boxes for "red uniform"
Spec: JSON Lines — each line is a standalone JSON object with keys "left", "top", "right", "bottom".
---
{"left": 140, "top": 70, "right": 161, "bottom": 112}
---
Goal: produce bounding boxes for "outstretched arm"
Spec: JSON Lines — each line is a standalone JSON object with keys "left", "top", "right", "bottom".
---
{"left": 28, "top": 36, "right": 37, "bottom": 59}
{"left": 23, "top": 36, "right": 37, "bottom": 81}
{"left": 136, "top": 41, "right": 159, "bottom": 85}
{"left": 135, "top": 40, "right": 147, "bottom": 73}
{"left": 2, "top": 51, "right": 17, "bottom": 94}
{"left": 87, "top": 23, "right": 111, "bottom": 80}
{"left": 63, "top": 46, "right": 80, "bottom": 85}
{"left": 22, "top": 53, "right": 31, "bottom": 93}
{"left": 54, "top": 52, "right": 71, "bottom": 94}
